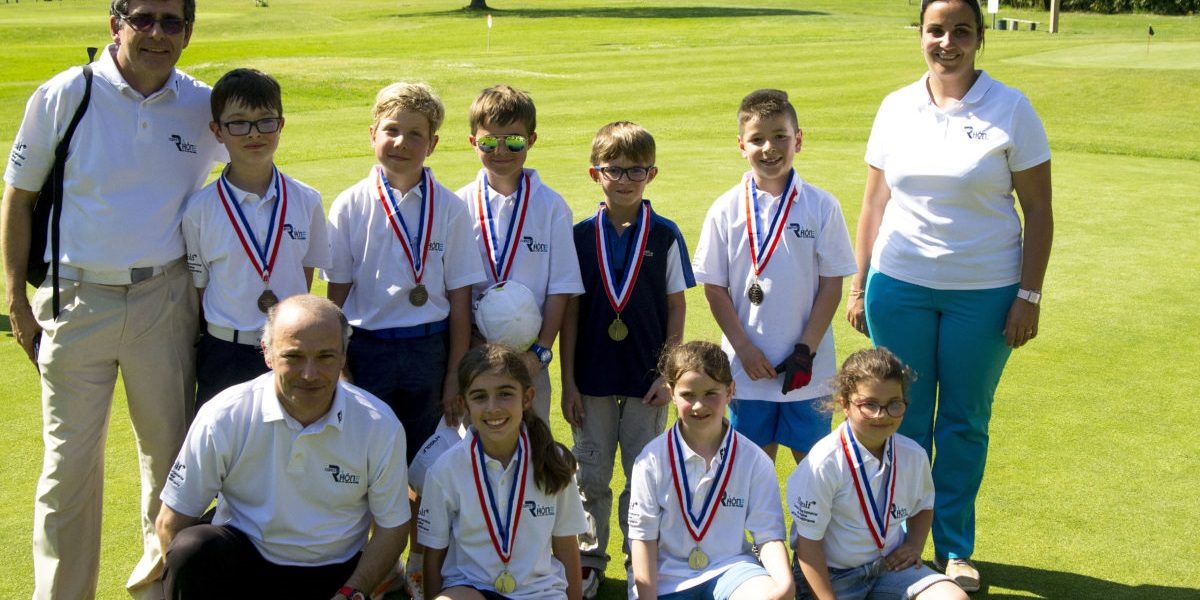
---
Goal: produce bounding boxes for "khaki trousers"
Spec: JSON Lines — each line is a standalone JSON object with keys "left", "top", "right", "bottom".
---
{"left": 31, "top": 261, "right": 197, "bottom": 599}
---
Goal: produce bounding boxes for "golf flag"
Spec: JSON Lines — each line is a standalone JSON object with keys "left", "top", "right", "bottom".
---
{"left": 488, "top": 14, "right": 493, "bottom": 28}
{"left": 1148, "top": 25, "right": 1154, "bottom": 36}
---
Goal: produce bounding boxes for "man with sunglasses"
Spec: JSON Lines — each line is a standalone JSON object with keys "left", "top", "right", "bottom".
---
{"left": 2, "top": 1, "right": 224, "bottom": 598}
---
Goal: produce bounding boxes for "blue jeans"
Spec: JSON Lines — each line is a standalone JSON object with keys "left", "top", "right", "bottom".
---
{"left": 659, "top": 562, "right": 769, "bottom": 600}
{"left": 864, "top": 270, "right": 1016, "bottom": 560}
{"left": 795, "top": 558, "right": 951, "bottom": 600}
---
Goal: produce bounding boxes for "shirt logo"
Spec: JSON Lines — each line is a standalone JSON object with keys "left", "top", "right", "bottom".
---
{"left": 170, "top": 134, "right": 198, "bottom": 154}
{"left": 283, "top": 224, "right": 308, "bottom": 240}
{"left": 790, "top": 496, "right": 819, "bottom": 524}
{"left": 719, "top": 491, "right": 746, "bottom": 508}
{"left": 10, "top": 142, "right": 27, "bottom": 167}
{"left": 963, "top": 125, "right": 988, "bottom": 140}
{"left": 788, "top": 223, "right": 815, "bottom": 239}
{"left": 167, "top": 461, "right": 187, "bottom": 488}
{"left": 522, "top": 235, "right": 549, "bottom": 253}
{"left": 523, "top": 500, "right": 555, "bottom": 518}
{"left": 427, "top": 240, "right": 445, "bottom": 252}
{"left": 890, "top": 503, "right": 911, "bottom": 520}
{"left": 325, "top": 464, "right": 361, "bottom": 485}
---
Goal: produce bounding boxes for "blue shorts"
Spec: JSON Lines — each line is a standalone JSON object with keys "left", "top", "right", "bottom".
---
{"left": 796, "top": 558, "right": 951, "bottom": 600}
{"left": 730, "top": 397, "right": 830, "bottom": 453}
{"left": 660, "top": 562, "right": 770, "bottom": 600}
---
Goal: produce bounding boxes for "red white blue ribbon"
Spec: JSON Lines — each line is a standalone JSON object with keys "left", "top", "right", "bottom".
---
{"left": 839, "top": 422, "right": 897, "bottom": 550}
{"left": 594, "top": 201, "right": 651, "bottom": 316}
{"left": 743, "top": 170, "right": 798, "bottom": 278}
{"left": 667, "top": 422, "right": 737, "bottom": 545}
{"left": 476, "top": 171, "right": 531, "bottom": 284}
{"left": 376, "top": 166, "right": 434, "bottom": 285}
{"left": 470, "top": 428, "right": 530, "bottom": 565}
{"left": 216, "top": 166, "right": 288, "bottom": 283}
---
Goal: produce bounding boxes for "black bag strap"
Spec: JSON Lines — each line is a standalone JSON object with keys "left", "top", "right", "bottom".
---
{"left": 48, "top": 58, "right": 94, "bottom": 318}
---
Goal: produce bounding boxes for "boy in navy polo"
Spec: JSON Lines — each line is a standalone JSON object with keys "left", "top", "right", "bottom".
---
{"left": 560, "top": 121, "right": 695, "bottom": 597}
{"left": 183, "top": 68, "right": 330, "bottom": 408}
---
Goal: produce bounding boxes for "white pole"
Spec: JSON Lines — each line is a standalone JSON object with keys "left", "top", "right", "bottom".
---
{"left": 1050, "top": 0, "right": 1061, "bottom": 33}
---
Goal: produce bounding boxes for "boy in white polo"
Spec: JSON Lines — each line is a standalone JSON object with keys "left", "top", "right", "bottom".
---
{"left": 692, "top": 89, "right": 857, "bottom": 462}
{"left": 184, "top": 68, "right": 330, "bottom": 407}
{"left": 325, "top": 82, "right": 484, "bottom": 462}
{"left": 455, "top": 84, "right": 583, "bottom": 421}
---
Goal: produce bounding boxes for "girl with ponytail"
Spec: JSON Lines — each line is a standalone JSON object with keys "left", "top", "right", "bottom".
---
{"left": 418, "top": 344, "right": 587, "bottom": 600}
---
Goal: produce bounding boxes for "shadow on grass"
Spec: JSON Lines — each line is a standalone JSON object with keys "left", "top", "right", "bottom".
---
{"left": 404, "top": 6, "right": 827, "bottom": 19}
{"left": 977, "top": 561, "right": 1198, "bottom": 599}
{"left": 1, "top": 313, "right": 10, "bottom": 334}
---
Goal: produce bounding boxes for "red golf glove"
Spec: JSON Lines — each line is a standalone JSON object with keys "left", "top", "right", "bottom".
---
{"left": 774, "top": 343, "right": 814, "bottom": 394}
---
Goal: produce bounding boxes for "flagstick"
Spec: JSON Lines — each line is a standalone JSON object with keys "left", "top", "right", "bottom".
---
{"left": 487, "top": 13, "right": 492, "bottom": 52}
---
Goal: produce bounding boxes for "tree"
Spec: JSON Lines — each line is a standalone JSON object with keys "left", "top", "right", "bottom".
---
{"left": 466, "top": 0, "right": 490, "bottom": 9}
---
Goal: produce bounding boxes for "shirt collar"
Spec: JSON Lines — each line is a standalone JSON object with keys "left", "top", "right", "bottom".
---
{"left": 261, "top": 378, "right": 347, "bottom": 433}
{"left": 221, "top": 165, "right": 278, "bottom": 206}
{"left": 916, "top": 70, "right": 994, "bottom": 113}
{"left": 94, "top": 43, "right": 180, "bottom": 101}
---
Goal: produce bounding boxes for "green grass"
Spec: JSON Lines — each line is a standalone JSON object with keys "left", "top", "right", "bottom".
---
{"left": 2, "top": 0, "right": 1199, "bottom": 598}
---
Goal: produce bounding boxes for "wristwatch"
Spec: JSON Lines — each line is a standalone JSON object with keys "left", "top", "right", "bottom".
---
{"left": 337, "top": 586, "right": 367, "bottom": 600}
{"left": 1017, "top": 288, "right": 1042, "bottom": 305}
{"left": 529, "top": 342, "right": 553, "bottom": 366}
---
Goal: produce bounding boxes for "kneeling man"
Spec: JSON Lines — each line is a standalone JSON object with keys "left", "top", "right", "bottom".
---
{"left": 155, "top": 295, "right": 409, "bottom": 600}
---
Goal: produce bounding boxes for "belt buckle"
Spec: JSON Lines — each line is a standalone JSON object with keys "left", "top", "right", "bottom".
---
{"left": 130, "top": 267, "right": 155, "bottom": 284}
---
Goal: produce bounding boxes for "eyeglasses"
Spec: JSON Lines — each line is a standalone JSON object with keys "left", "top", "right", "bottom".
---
{"left": 852, "top": 400, "right": 908, "bottom": 418}
{"left": 221, "top": 117, "right": 283, "bottom": 136}
{"left": 117, "top": 12, "right": 189, "bottom": 35}
{"left": 594, "top": 165, "right": 654, "bottom": 182}
{"left": 475, "top": 134, "right": 528, "bottom": 153}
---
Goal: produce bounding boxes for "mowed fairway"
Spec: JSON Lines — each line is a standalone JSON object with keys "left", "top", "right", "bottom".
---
{"left": 2, "top": 1, "right": 1198, "bottom": 598}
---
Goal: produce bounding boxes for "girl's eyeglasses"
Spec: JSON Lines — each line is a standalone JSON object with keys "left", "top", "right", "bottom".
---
{"left": 852, "top": 400, "right": 908, "bottom": 418}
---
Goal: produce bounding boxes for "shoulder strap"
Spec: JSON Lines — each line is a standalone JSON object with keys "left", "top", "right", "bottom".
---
{"left": 48, "top": 63, "right": 94, "bottom": 318}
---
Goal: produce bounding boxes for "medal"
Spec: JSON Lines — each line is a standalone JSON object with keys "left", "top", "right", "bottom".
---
{"left": 743, "top": 171, "right": 798, "bottom": 306}
{"left": 607, "top": 318, "right": 629, "bottom": 341}
{"left": 747, "top": 281, "right": 764, "bottom": 305}
{"left": 256, "top": 289, "right": 279, "bottom": 313}
{"left": 217, "top": 167, "right": 288, "bottom": 306}
{"left": 594, "top": 201, "right": 651, "bottom": 344}
{"left": 839, "top": 422, "right": 897, "bottom": 552}
{"left": 476, "top": 170, "right": 531, "bottom": 284}
{"left": 471, "top": 429, "right": 530, "bottom": 593}
{"left": 494, "top": 570, "right": 517, "bottom": 594}
{"left": 376, "top": 167, "right": 435, "bottom": 300}
{"left": 667, "top": 422, "right": 737, "bottom": 571}
{"left": 409, "top": 284, "right": 429, "bottom": 306}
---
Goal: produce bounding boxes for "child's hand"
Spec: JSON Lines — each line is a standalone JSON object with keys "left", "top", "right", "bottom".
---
{"left": 521, "top": 350, "right": 544, "bottom": 377}
{"left": 734, "top": 341, "right": 776, "bottom": 380}
{"left": 883, "top": 540, "right": 923, "bottom": 571}
{"left": 561, "top": 384, "right": 585, "bottom": 428}
{"left": 642, "top": 376, "right": 671, "bottom": 406}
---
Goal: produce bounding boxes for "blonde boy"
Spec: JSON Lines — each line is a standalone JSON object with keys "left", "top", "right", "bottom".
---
{"left": 455, "top": 84, "right": 583, "bottom": 422}
{"left": 324, "top": 82, "right": 484, "bottom": 462}
{"left": 692, "top": 89, "right": 857, "bottom": 463}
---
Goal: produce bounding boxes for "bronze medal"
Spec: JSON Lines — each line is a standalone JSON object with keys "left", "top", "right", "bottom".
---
{"left": 748, "top": 281, "right": 764, "bottom": 306}
{"left": 257, "top": 289, "right": 279, "bottom": 313}
{"left": 608, "top": 318, "right": 629, "bottom": 342}
{"left": 494, "top": 570, "right": 517, "bottom": 594}
{"left": 409, "top": 284, "right": 429, "bottom": 306}
{"left": 688, "top": 546, "right": 709, "bottom": 570}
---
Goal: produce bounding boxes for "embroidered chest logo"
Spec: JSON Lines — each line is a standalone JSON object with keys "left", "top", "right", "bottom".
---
{"left": 963, "top": 125, "right": 988, "bottom": 140}
{"left": 283, "top": 224, "right": 308, "bottom": 240}
{"left": 890, "top": 503, "right": 911, "bottom": 520}
{"left": 522, "top": 235, "right": 549, "bottom": 253}
{"left": 169, "top": 134, "right": 198, "bottom": 154}
{"left": 719, "top": 491, "right": 746, "bottom": 508}
{"left": 426, "top": 240, "right": 445, "bottom": 252}
{"left": 788, "top": 223, "right": 815, "bottom": 239}
{"left": 325, "top": 464, "right": 361, "bottom": 485}
{"left": 523, "top": 500, "right": 555, "bottom": 517}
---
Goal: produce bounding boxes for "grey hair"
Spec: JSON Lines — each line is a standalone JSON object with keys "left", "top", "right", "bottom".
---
{"left": 261, "top": 295, "right": 352, "bottom": 352}
{"left": 111, "top": 0, "right": 196, "bottom": 23}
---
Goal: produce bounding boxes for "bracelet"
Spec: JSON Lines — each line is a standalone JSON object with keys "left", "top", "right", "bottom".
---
{"left": 848, "top": 288, "right": 865, "bottom": 298}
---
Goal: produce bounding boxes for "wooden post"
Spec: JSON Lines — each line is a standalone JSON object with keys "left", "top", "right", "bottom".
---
{"left": 1050, "top": 0, "right": 1061, "bottom": 33}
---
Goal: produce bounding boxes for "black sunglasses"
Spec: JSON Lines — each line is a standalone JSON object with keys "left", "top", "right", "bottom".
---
{"left": 118, "top": 12, "right": 188, "bottom": 35}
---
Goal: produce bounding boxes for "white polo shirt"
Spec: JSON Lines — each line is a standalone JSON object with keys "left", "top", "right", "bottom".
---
{"left": 324, "top": 167, "right": 485, "bottom": 329}
{"left": 785, "top": 423, "right": 934, "bottom": 570}
{"left": 418, "top": 428, "right": 587, "bottom": 600}
{"left": 408, "top": 417, "right": 466, "bottom": 495}
{"left": 692, "top": 173, "right": 857, "bottom": 402}
{"left": 160, "top": 374, "right": 410, "bottom": 566}
{"left": 4, "top": 44, "right": 225, "bottom": 273}
{"left": 865, "top": 70, "right": 1051, "bottom": 290}
{"left": 628, "top": 424, "right": 785, "bottom": 595}
{"left": 183, "top": 168, "right": 331, "bottom": 331}
{"left": 455, "top": 168, "right": 584, "bottom": 307}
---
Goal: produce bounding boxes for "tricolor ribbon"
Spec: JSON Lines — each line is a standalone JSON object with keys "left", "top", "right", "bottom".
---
{"left": 216, "top": 166, "right": 288, "bottom": 283}
{"left": 471, "top": 428, "right": 530, "bottom": 566}
{"left": 667, "top": 422, "right": 738, "bottom": 545}
{"left": 376, "top": 166, "right": 434, "bottom": 286}
{"left": 743, "top": 170, "right": 798, "bottom": 279}
{"left": 594, "top": 201, "right": 651, "bottom": 317}
{"left": 476, "top": 171, "right": 531, "bottom": 284}
{"left": 839, "top": 422, "right": 898, "bottom": 550}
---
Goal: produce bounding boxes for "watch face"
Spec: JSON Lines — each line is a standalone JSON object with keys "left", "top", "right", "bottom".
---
{"left": 350, "top": 592, "right": 368, "bottom": 600}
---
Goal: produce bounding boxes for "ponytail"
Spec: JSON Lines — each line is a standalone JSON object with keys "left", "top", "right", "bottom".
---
{"left": 524, "top": 411, "right": 575, "bottom": 495}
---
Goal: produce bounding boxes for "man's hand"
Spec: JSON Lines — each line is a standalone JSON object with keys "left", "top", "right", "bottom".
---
{"left": 8, "top": 300, "right": 40, "bottom": 364}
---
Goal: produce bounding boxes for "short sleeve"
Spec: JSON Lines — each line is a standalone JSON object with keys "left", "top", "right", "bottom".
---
{"left": 4, "top": 70, "right": 85, "bottom": 191}
{"left": 691, "top": 200, "right": 729, "bottom": 287}
{"left": 367, "top": 418, "right": 411, "bottom": 528}
{"left": 664, "top": 240, "right": 692, "bottom": 294}
{"left": 547, "top": 197, "right": 585, "bottom": 296}
{"left": 322, "top": 190, "right": 356, "bottom": 284}
{"left": 441, "top": 197, "right": 487, "bottom": 291}
{"left": 744, "top": 452, "right": 786, "bottom": 544}
{"left": 1007, "top": 95, "right": 1051, "bottom": 173}
{"left": 864, "top": 97, "right": 892, "bottom": 170}
{"left": 416, "top": 455, "right": 455, "bottom": 550}
{"left": 159, "top": 409, "right": 229, "bottom": 517}
{"left": 552, "top": 474, "right": 589, "bottom": 537}
{"left": 786, "top": 455, "right": 837, "bottom": 545}
{"left": 815, "top": 194, "right": 858, "bottom": 279}
{"left": 182, "top": 199, "right": 209, "bottom": 289}
{"left": 302, "top": 192, "right": 333, "bottom": 271}
{"left": 626, "top": 449, "right": 662, "bottom": 541}
{"left": 912, "top": 450, "right": 936, "bottom": 514}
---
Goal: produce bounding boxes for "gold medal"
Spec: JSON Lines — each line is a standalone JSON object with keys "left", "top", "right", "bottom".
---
{"left": 608, "top": 317, "right": 629, "bottom": 341}
{"left": 257, "top": 289, "right": 279, "bottom": 313}
{"left": 494, "top": 570, "right": 517, "bottom": 594}
{"left": 409, "top": 284, "right": 429, "bottom": 306}
{"left": 688, "top": 546, "right": 709, "bottom": 570}
{"left": 747, "top": 281, "right": 764, "bottom": 306}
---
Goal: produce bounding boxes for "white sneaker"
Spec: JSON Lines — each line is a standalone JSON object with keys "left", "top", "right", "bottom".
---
{"left": 581, "top": 567, "right": 602, "bottom": 600}
{"left": 934, "top": 557, "right": 980, "bottom": 593}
